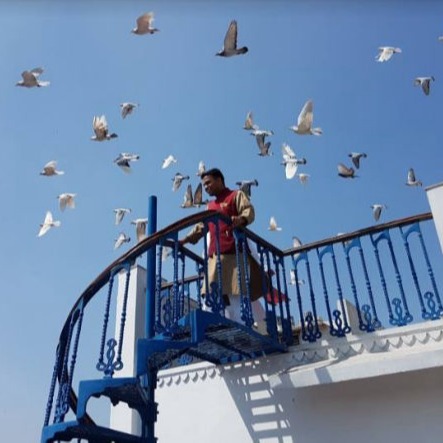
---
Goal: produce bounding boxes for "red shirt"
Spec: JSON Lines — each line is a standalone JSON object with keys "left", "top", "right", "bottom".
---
{"left": 207, "top": 188, "right": 239, "bottom": 256}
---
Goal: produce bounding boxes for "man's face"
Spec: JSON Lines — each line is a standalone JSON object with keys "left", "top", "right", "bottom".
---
{"left": 202, "top": 175, "right": 223, "bottom": 196}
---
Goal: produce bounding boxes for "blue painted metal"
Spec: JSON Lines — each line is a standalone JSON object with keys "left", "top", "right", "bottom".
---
{"left": 146, "top": 195, "right": 157, "bottom": 340}
{"left": 42, "top": 210, "right": 442, "bottom": 442}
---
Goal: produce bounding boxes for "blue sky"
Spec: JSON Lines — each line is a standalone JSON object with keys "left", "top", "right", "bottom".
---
{"left": 1, "top": 0, "right": 443, "bottom": 440}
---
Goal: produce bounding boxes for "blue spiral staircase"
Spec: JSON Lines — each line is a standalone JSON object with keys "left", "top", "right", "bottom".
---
{"left": 40, "top": 197, "right": 442, "bottom": 442}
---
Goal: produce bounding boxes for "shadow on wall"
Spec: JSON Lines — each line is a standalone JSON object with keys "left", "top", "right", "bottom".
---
{"left": 221, "top": 356, "right": 304, "bottom": 442}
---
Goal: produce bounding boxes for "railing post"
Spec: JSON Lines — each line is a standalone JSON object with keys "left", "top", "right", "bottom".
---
{"left": 146, "top": 195, "right": 158, "bottom": 339}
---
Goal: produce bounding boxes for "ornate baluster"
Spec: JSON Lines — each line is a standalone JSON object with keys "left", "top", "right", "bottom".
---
{"left": 236, "top": 232, "right": 253, "bottom": 327}
{"left": 44, "top": 346, "right": 61, "bottom": 426}
{"left": 261, "top": 246, "right": 277, "bottom": 339}
{"left": 155, "top": 241, "right": 164, "bottom": 333}
{"left": 115, "top": 264, "right": 132, "bottom": 372}
{"left": 172, "top": 238, "right": 180, "bottom": 325}
{"left": 292, "top": 251, "right": 321, "bottom": 342}
{"left": 67, "top": 300, "right": 85, "bottom": 394}
{"left": 400, "top": 223, "right": 443, "bottom": 320}
{"left": 179, "top": 250, "right": 186, "bottom": 318}
{"left": 371, "top": 230, "right": 413, "bottom": 326}
{"left": 274, "top": 255, "right": 293, "bottom": 344}
{"left": 205, "top": 219, "right": 225, "bottom": 315}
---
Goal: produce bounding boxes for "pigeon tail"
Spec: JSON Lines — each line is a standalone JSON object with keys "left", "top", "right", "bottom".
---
{"left": 311, "top": 127, "right": 322, "bottom": 135}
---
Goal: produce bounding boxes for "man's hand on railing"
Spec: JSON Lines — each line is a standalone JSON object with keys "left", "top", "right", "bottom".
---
{"left": 231, "top": 215, "right": 248, "bottom": 228}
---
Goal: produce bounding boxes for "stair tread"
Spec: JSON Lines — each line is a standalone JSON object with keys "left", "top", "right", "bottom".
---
{"left": 42, "top": 420, "right": 143, "bottom": 443}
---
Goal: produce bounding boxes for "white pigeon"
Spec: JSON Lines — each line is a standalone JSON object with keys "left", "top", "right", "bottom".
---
{"left": 120, "top": 102, "right": 139, "bottom": 119}
{"left": 414, "top": 77, "right": 435, "bottom": 96}
{"left": 132, "top": 12, "right": 159, "bottom": 35}
{"left": 40, "top": 160, "right": 64, "bottom": 177}
{"left": 16, "top": 67, "right": 50, "bottom": 88}
{"left": 255, "top": 133, "right": 272, "bottom": 157}
{"left": 338, "top": 163, "right": 357, "bottom": 179}
{"left": 114, "top": 208, "right": 131, "bottom": 225}
{"left": 114, "top": 232, "right": 131, "bottom": 250}
{"left": 162, "top": 155, "right": 177, "bottom": 169}
{"left": 250, "top": 127, "right": 274, "bottom": 137}
{"left": 131, "top": 218, "right": 148, "bottom": 242}
{"left": 216, "top": 20, "right": 248, "bottom": 57}
{"left": 91, "top": 115, "right": 118, "bottom": 141}
{"left": 268, "top": 216, "right": 282, "bottom": 231}
{"left": 58, "top": 193, "right": 76, "bottom": 211}
{"left": 196, "top": 161, "right": 206, "bottom": 177}
{"left": 297, "top": 173, "right": 310, "bottom": 184}
{"left": 162, "top": 246, "right": 173, "bottom": 262}
{"left": 243, "top": 111, "right": 257, "bottom": 130}
{"left": 235, "top": 179, "right": 258, "bottom": 197}
{"left": 371, "top": 204, "right": 387, "bottom": 222}
{"left": 281, "top": 143, "right": 307, "bottom": 179}
{"left": 376, "top": 46, "right": 402, "bottom": 62}
{"left": 290, "top": 100, "right": 322, "bottom": 135}
{"left": 289, "top": 269, "right": 306, "bottom": 286}
{"left": 348, "top": 152, "right": 367, "bottom": 169}
{"left": 38, "top": 211, "right": 61, "bottom": 237}
{"left": 114, "top": 153, "right": 140, "bottom": 173}
{"left": 406, "top": 168, "right": 422, "bottom": 187}
{"left": 172, "top": 172, "right": 190, "bottom": 191}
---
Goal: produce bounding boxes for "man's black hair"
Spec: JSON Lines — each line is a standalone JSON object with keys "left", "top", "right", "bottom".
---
{"left": 201, "top": 168, "right": 225, "bottom": 185}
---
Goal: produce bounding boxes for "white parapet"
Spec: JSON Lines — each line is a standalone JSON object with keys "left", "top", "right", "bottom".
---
{"left": 426, "top": 181, "right": 443, "bottom": 254}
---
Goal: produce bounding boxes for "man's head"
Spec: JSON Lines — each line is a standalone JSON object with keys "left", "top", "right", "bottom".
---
{"left": 201, "top": 168, "right": 225, "bottom": 196}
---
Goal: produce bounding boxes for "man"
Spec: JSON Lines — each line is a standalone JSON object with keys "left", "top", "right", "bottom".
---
{"left": 180, "top": 168, "right": 264, "bottom": 323}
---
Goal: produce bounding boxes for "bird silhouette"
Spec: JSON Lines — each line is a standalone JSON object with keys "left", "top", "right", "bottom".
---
{"left": 40, "top": 160, "right": 64, "bottom": 177}
{"left": 414, "top": 77, "right": 435, "bottom": 96}
{"left": 290, "top": 100, "right": 322, "bottom": 135}
{"left": 132, "top": 12, "right": 159, "bottom": 35}
{"left": 38, "top": 211, "right": 61, "bottom": 237}
{"left": 376, "top": 46, "right": 402, "bottom": 62}
{"left": 216, "top": 20, "right": 248, "bottom": 57}
{"left": 16, "top": 67, "right": 50, "bottom": 88}
{"left": 91, "top": 115, "right": 118, "bottom": 141}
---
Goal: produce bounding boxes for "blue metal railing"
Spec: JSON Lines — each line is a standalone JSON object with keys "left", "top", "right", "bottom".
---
{"left": 42, "top": 210, "right": 442, "bottom": 433}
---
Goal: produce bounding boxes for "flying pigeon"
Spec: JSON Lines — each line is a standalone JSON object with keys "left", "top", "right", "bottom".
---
{"left": 243, "top": 111, "right": 257, "bottom": 130}
{"left": 162, "top": 246, "right": 173, "bottom": 262}
{"left": 250, "top": 127, "right": 274, "bottom": 137}
{"left": 181, "top": 183, "right": 205, "bottom": 208}
{"left": 414, "top": 77, "right": 435, "bottom": 96}
{"left": 338, "top": 163, "right": 357, "bottom": 178}
{"left": 114, "top": 153, "right": 140, "bottom": 173}
{"left": 132, "top": 12, "right": 159, "bottom": 35}
{"left": 162, "top": 155, "right": 177, "bottom": 169}
{"left": 38, "top": 211, "right": 61, "bottom": 237}
{"left": 255, "top": 133, "right": 272, "bottom": 157}
{"left": 268, "top": 216, "right": 282, "bottom": 231}
{"left": 181, "top": 184, "right": 194, "bottom": 208}
{"left": 406, "top": 168, "right": 422, "bottom": 187}
{"left": 281, "top": 143, "right": 306, "bottom": 179}
{"left": 57, "top": 193, "right": 76, "bottom": 211}
{"left": 91, "top": 115, "right": 118, "bottom": 141}
{"left": 114, "top": 232, "right": 131, "bottom": 250}
{"left": 376, "top": 46, "right": 402, "bottom": 62}
{"left": 40, "top": 160, "right": 64, "bottom": 177}
{"left": 16, "top": 67, "right": 50, "bottom": 88}
{"left": 297, "top": 173, "right": 310, "bottom": 185}
{"left": 131, "top": 218, "right": 148, "bottom": 242}
{"left": 290, "top": 100, "right": 322, "bottom": 135}
{"left": 289, "top": 269, "right": 306, "bottom": 286}
{"left": 348, "top": 152, "right": 367, "bottom": 169}
{"left": 114, "top": 208, "right": 131, "bottom": 225}
{"left": 216, "top": 20, "right": 248, "bottom": 57}
{"left": 371, "top": 204, "right": 387, "bottom": 222}
{"left": 120, "top": 102, "right": 139, "bottom": 119}
{"left": 292, "top": 236, "right": 303, "bottom": 249}
{"left": 235, "top": 179, "right": 258, "bottom": 198}
{"left": 196, "top": 161, "right": 206, "bottom": 177}
{"left": 172, "top": 172, "right": 190, "bottom": 191}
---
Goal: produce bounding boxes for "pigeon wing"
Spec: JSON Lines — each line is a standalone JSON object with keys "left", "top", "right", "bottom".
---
{"left": 297, "top": 100, "right": 314, "bottom": 130}
{"left": 285, "top": 162, "right": 297, "bottom": 179}
{"left": 224, "top": 20, "right": 238, "bottom": 51}
{"left": 193, "top": 183, "right": 203, "bottom": 206}
{"left": 182, "top": 184, "right": 193, "bottom": 207}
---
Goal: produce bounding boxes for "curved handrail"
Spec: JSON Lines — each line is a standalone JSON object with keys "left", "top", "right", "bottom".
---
{"left": 48, "top": 210, "right": 436, "bottom": 426}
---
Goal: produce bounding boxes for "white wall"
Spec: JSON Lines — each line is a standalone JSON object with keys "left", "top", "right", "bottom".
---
{"left": 156, "top": 357, "right": 443, "bottom": 443}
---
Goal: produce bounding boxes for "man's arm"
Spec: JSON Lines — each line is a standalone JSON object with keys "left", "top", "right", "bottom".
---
{"left": 179, "top": 222, "right": 205, "bottom": 245}
{"left": 231, "top": 190, "right": 255, "bottom": 228}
